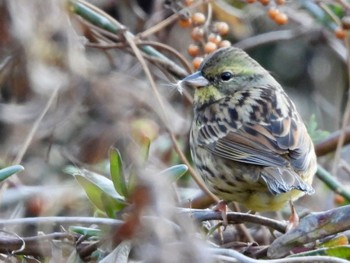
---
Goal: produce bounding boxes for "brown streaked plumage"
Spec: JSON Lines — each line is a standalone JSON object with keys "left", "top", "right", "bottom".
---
{"left": 181, "top": 47, "right": 316, "bottom": 212}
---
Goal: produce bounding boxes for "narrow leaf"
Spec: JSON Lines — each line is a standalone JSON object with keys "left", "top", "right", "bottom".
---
{"left": 159, "top": 164, "right": 188, "bottom": 182}
{"left": 101, "top": 192, "right": 126, "bottom": 218}
{"left": 65, "top": 166, "right": 128, "bottom": 211}
{"left": 109, "top": 148, "right": 128, "bottom": 197}
{"left": 75, "top": 175, "right": 106, "bottom": 211}
{"left": 69, "top": 226, "right": 103, "bottom": 237}
{"left": 289, "top": 245, "right": 350, "bottom": 260}
{"left": 66, "top": 167, "right": 127, "bottom": 203}
{"left": 0, "top": 165, "right": 24, "bottom": 182}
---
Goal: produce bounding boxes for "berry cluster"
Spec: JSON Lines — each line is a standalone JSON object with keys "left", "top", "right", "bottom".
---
{"left": 246, "top": 0, "right": 288, "bottom": 25}
{"left": 178, "top": 7, "right": 231, "bottom": 70}
{"left": 334, "top": 16, "right": 350, "bottom": 39}
{"left": 245, "top": 0, "right": 349, "bottom": 39}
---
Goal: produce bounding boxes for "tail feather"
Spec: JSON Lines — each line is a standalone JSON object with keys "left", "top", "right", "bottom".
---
{"left": 261, "top": 167, "right": 314, "bottom": 196}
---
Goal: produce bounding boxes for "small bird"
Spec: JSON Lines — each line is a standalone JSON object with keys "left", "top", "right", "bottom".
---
{"left": 180, "top": 47, "right": 317, "bottom": 216}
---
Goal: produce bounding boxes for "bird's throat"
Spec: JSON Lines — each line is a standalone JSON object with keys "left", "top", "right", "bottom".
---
{"left": 194, "top": 85, "right": 223, "bottom": 108}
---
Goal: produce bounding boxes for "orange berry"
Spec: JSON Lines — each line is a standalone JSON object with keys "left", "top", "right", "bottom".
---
{"left": 178, "top": 17, "right": 192, "bottom": 28}
{"left": 335, "top": 28, "right": 346, "bottom": 39}
{"left": 188, "top": 44, "right": 200, "bottom": 57}
{"left": 184, "top": 0, "right": 194, "bottom": 6}
{"left": 219, "top": 40, "right": 231, "bottom": 48}
{"left": 246, "top": 0, "right": 256, "bottom": 3}
{"left": 268, "top": 8, "right": 280, "bottom": 20}
{"left": 192, "top": 12, "right": 206, "bottom": 25}
{"left": 342, "top": 16, "right": 350, "bottom": 30}
{"left": 274, "top": 12, "right": 288, "bottom": 25}
{"left": 215, "top": 22, "right": 230, "bottom": 35}
{"left": 275, "top": 0, "right": 285, "bottom": 4}
{"left": 259, "top": 0, "right": 269, "bottom": 5}
{"left": 191, "top": 27, "right": 205, "bottom": 41}
{"left": 208, "top": 33, "right": 222, "bottom": 45}
{"left": 192, "top": 57, "right": 204, "bottom": 70}
{"left": 334, "top": 194, "right": 345, "bottom": 205}
{"left": 204, "top": 42, "right": 217, "bottom": 54}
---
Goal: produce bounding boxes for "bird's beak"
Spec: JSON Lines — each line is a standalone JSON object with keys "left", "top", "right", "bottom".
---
{"left": 181, "top": 71, "right": 209, "bottom": 88}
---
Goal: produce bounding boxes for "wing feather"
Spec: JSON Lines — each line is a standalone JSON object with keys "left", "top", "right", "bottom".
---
{"left": 195, "top": 88, "right": 313, "bottom": 173}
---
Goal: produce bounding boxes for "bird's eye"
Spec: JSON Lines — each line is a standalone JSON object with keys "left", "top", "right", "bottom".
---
{"left": 220, "top": 72, "right": 233, "bottom": 81}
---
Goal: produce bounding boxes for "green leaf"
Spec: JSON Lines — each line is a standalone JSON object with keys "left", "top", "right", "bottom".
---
{"left": 318, "top": 235, "right": 348, "bottom": 248}
{"left": 69, "top": 226, "right": 103, "bottom": 237}
{"left": 74, "top": 175, "right": 106, "bottom": 211}
{"left": 141, "top": 137, "right": 151, "bottom": 161}
{"left": 0, "top": 165, "right": 24, "bottom": 182}
{"left": 159, "top": 164, "right": 188, "bottom": 182}
{"left": 109, "top": 148, "right": 128, "bottom": 197}
{"left": 127, "top": 171, "right": 138, "bottom": 195}
{"left": 306, "top": 114, "right": 329, "bottom": 143}
{"left": 327, "top": 246, "right": 350, "bottom": 259}
{"left": 101, "top": 192, "right": 125, "bottom": 218}
{"left": 290, "top": 245, "right": 350, "bottom": 260}
{"left": 64, "top": 166, "right": 127, "bottom": 211}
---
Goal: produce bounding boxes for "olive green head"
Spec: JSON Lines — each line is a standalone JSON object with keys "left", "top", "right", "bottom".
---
{"left": 181, "top": 47, "right": 274, "bottom": 107}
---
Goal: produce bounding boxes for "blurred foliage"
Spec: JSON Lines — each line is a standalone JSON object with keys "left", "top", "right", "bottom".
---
{"left": 307, "top": 114, "right": 330, "bottom": 143}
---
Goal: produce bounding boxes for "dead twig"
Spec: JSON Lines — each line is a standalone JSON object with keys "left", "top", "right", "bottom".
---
{"left": 315, "top": 125, "right": 350, "bottom": 156}
{"left": 331, "top": 33, "right": 350, "bottom": 176}
{"left": 0, "top": 232, "right": 76, "bottom": 257}
{"left": 178, "top": 208, "right": 287, "bottom": 233}
{"left": 124, "top": 31, "right": 218, "bottom": 203}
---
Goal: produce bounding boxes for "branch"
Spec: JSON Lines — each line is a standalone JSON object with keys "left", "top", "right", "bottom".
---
{"left": 210, "top": 247, "right": 350, "bottom": 263}
{"left": 178, "top": 208, "right": 287, "bottom": 233}
{"left": 268, "top": 205, "right": 350, "bottom": 258}
{"left": 315, "top": 125, "right": 350, "bottom": 156}
{"left": 70, "top": 0, "right": 188, "bottom": 78}
{"left": 316, "top": 165, "right": 350, "bottom": 202}
{"left": 235, "top": 27, "right": 319, "bottom": 51}
{"left": 0, "top": 217, "right": 123, "bottom": 227}
{"left": 0, "top": 232, "right": 75, "bottom": 257}
{"left": 123, "top": 29, "right": 219, "bottom": 203}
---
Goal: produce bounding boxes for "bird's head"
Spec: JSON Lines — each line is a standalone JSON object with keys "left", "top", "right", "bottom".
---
{"left": 180, "top": 47, "right": 273, "bottom": 108}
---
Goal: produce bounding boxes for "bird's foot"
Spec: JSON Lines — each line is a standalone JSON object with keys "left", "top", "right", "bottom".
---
{"left": 286, "top": 201, "right": 299, "bottom": 232}
{"left": 213, "top": 200, "right": 228, "bottom": 227}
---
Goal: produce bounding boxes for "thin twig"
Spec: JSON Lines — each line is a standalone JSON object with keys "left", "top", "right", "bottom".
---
{"left": 137, "top": 0, "right": 207, "bottom": 39}
{"left": 316, "top": 165, "right": 350, "bottom": 202}
{"left": 0, "top": 232, "right": 76, "bottom": 257}
{"left": 3, "top": 87, "right": 59, "bottom": 188}
{"left": 203, "top": 1, "right": 212, "bottom": 29}
{"left": 124, "top": 32, "right": 218, "bottom": 202}
{"left": 179, "top": 208, "right": 287, "bottom": 233}
{"left": 235, "top": 27, "right": 318, "bottom": 51}
{"left": 13, "top": 87, "right": 59, "bottom": 165}
{"left": 315, "top": 125, "right": 350, "bottom": 156}
{"left": 136, "top": 40, "right": 192, "bottom": 74}
{"left": 73, "top": 0, "right": 186, "bottom": 74}
{"left": 137, "top": 13, "right": 180, "bottom": 39}
{"left": 0, "top": 217, "right": 123, "bottom": 227}
{"left": 85, "top": 42, "right": 126, "bottom": 49}
{"left": 331, "top": 34, "right": 350, "bottom": 176}
{"left": 318, "top": 2, "right": 341, "bottom": 26}
{"left": 210, "top": 247, "right": 350, "bottom": 263}
{"left": 170, "top": 133, "right": 218, "bottom": 202}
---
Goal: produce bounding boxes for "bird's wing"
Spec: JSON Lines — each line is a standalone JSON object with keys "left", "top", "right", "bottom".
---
{"left": 196, "top": 91, "right": 315, "bottom": 195}
{"left": 196, "top": 89, "right": 313, "bottom": 172}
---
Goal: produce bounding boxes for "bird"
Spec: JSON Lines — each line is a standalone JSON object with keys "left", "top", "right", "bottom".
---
{"left": 180, "top": 47, "right": 317, "bottom": 218}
